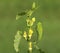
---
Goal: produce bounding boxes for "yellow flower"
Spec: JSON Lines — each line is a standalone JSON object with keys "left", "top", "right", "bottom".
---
{"left": 29, "top": 28, "right": 33, "bottom": 35}
{"left": 29, "top": 42, "right": 32, "bottom": 51}
{"left": 28, "top": 28, "right": 33, "bottom": 39}
{"left": 32, "top": 17, "right": 35, "bottom": 22}
{"left": 23, "top": 31, "right": 27, "bottom": 40}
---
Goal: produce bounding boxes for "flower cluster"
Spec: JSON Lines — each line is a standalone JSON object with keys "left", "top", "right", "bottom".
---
{"left": 26, "top": 17, "right": 35, "bottom": 26}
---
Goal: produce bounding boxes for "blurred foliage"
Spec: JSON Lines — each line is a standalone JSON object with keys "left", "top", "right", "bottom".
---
{"left": 0, "top": 0, "right": 60, "bottom": 53}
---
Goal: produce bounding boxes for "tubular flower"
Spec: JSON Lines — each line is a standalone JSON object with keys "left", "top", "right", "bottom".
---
{"left": 29, "top": 42, "right": 32, "bottom": 52}
{"left": 26, "top": 19, "right": 31, "bottom": 26}
{"left": 28, "top": 28, "right": 33, "bottom": 39}
{"left": 23, "top": 31, "right": 27, "bottom": 40}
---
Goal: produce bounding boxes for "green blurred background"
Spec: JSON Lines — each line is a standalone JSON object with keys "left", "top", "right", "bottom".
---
{"left": 0, "top": 0, "right": 60, "bottom": 53}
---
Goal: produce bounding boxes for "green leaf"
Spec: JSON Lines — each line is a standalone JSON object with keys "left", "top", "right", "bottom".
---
{"left": 18, "top": 12, "right": 26, "bottom": 16}
{"left": 37, "top": 22, "right": 43, "bottom": 41}
{"left": 16, "top": 15, "right": 21, "bottom": 20}
{"left": 27, "top": 10, "right": 33, "bottom": 16}
{"left": 14, "top": 30, "right": 22, "bottom": 52}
